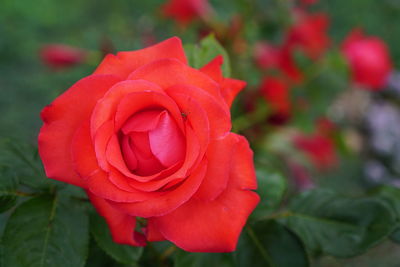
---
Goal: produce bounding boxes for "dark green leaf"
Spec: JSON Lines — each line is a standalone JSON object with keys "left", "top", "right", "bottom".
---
{"left": 90, "top": 212, "right": 142, "bottom": 265}
{"left": 184, "top": 35, "right": 231, "bottom": 77}
{"left": 372, "top": 185, "right": 400, "bottom": 217}
{"left": 235, "top": 221, "right": 309, "bottom": 267}
{"left": 281, "top": 189, "right": 396, "bottom": 258}
{"left": 2, "top": 195, "right": 89, "bottom": 267}
{"left": 391, "top": 228, "right": 400, "bottom": 244}
{"left": 85, "top": 238, "right": 123, "bottom": 267}
{"left": 251, "top": 168, "right": 287, "bottom": 220}
{"left": 0, "top": 167, "right": 19, "bottom": 213}
{"left": 174, "top": 249, "right": 233, "bottom": 267}
{"left": 0, "top": 242, "right": 3, "bottom": 267}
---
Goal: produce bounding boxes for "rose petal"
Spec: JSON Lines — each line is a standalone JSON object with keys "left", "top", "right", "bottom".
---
{"left": 94, "top": 120, "right": 115, "bottom": 171}
{"left": 107, "top": 133, "right": 165, "bottom": 176}
{"left": 94, "top": 37, "right": 187, "bottom": 79}
{"left": 114, "top": 90, "right": 184, "bottom": 134}
{"left": 200, "top": 56, "right": 246, "bottom": 107}
{"left": 151, "top": 135, "right": 259, "bottom": 252}
{"left": 127, "top": 58, "right": 224, "bottom": 104}
{"left": 88, "top": 192, "right": 146, "bottom": 246}
{"left": 71, "top": 121, "right": 101, "bottom": 179}
{"left": 91, "top": 80, "right": 165, "bottom": 137}
{"left": 144, "top": 219, "right": 166, "bottom": 242}
{"left": 220, "top": 78, "right": 246, "bottom": 107}
{"left": 200, "top": 55, "right": 223, "bottom": 82}
{"left": 194, "top": 133, "right": 236, "bottom": 201}
{"left": 110, "top": 160, "right": 207, "bottom": 217}
{"left": 149, "top": 111, "right": 186, "bottom": 167}
{"left": 122, "top": 109, "right": 164, "bottom": 134}
{"left": 127, "top": 124, "right": 201, "bottom": 191}
{"left": 166, "top": 92, "right": 210, "bottom": 158}
{"left": 229, "top": 134, "right": 258, "bottom": 190}
{"left": 88, "top": 170, "right": 162, "bottom": 202}
{"left": 39, "top": 74, "right": 121, "bottom": 187}
{"left": 166, "top": 84, "right": 231, "bottom": 139}
{"left": 121, "top": 135, "right": 138, "bottom": 170}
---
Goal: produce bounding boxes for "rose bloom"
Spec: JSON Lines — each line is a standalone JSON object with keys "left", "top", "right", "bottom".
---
{"left": 260, "top": 76, "right": 291, "bottom": 124}
{"left": 253, "top": 42, "right": 303, "bottom": 83}
{"left": 162, "top": 0, "right": 211, "bottom": 25}
{"left": 342, "top": 29, "right": 392, "bottom": 90}
{"left": 293, "top": 133, "right": 337, "bottom": 170}
{"left": 285, "top": 12, "right": 330, "bottom": 59}
{"left": 38, "top": 37, "right": 259, "bottom": 252}
{"left": 40, "top": 44, "right": 86, "bottom": 69}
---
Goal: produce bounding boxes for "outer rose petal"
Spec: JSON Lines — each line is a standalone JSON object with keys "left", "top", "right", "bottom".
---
{"left": 127, "top": 58, "right": 225, "bottom": 105}
{"left": 38, "top": 75, "right": 121, "bottom": 187}
{"left": 94, "top": 37, "right": 187, "bottom": 78}
{"left": 152, "top": 134, "right": 259, "bottom": 252}
{"left": 145, "top": 219, "right": 166, "bottom": 242}
{"left": 220, "top": 78, "right": 246, "bottom": 107}
{"left": 194, "top": 133, "right": 236, "bottom": 201}
{"left": 200, "top": 55, "right": 246, "bottom": 107}
{"left": 88, "top": 192, "right": 146, "bottom": 246}
{"left": 110, "top": 161, "right": 207, "bottom": 217}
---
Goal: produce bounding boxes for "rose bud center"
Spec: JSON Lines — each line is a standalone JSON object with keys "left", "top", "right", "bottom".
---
{"left": 120, "top": 109, "right": 186, "bottom": 176}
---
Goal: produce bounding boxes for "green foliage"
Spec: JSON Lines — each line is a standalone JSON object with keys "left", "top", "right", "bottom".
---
{"left": 2, "top": 195, "right": 89, "bottom": 267}
{"left": 0, "top": 167, "right": 18, "bottom": 213}
{"left": 391, "top": 229, "right": 400, "bottom": 244}
{"left": 174, "top": 250, "right": 234, "bottom": 267}
{"left": 281, "top": 189, "right": 397, "bottom": 258}
{"left": 235, "top": 221, "right": 309, "bottom": 267}
{"left": 184, "top": 35, "right": 231, "bottom": 77}
{"left": 251, "top": 168, "right": 287, "bottom": 220}
{"left": 371, "top": 186, "right": 400, "bottom": 245}
{"left": 90, "top": 212, "right": 143, "bottom": 266}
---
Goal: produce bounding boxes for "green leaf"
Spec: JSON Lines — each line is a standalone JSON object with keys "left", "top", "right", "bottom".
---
{"left": 184, "top": 34, "right": 231, "bottom": 77}
{"left": 281, "top": 189, "right": 396, "bottom": 258}
{"left": 251, "top": 168, "right": 287, "bottom": 220}
{"left": 0, "top": 242, "right": 3, "bottom": 267}
{"left": 85, "top": 238, "right": 123, "bottom": 267}
{"left": 0, "top": 167, "right": 19, "bottom": 213}
{"left": 369, "top": 186, "right": 400, "bottom": 245}
{"left": 391, "top": 228, "right": 400, "bottom": 244}
{"left": 372, "top": 185, "right": 400, "bottom": 217}
{"left": 90, "top": 212, "right": 143, "bottom": 265}
{"left": 174, "top": 249, "right": 233, "bottom": 267}
{"left": 235, "top": 221, "right": 309, "bottom": 267}
{"left": 2, "top": 195, "right": 89, "bottom": 267}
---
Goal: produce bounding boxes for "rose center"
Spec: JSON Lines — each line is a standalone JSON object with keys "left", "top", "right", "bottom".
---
{"left": 120, "top": 109, "right": 186, "bottom": 176}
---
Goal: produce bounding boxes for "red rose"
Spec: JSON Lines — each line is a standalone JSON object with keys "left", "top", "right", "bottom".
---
{"left": 40, "top": 44, "right": 86, "bottom": 69}
{"left": 253, "top": 42, "right": 303, "bottom": 83}
{"left": 342, "top": 29, "right": 392, "bottom": 90}
{"left": 286, "top": 12, "right": 330, "bottom": 59}
{"left": 293, "top": 133, "right": 337, "bottom": 170}
{"left": 260, "top": 76, "right": 291, "bottom": 124}
{"left": 38, "top": 37, "right": 259, "bottom": 252}
{"left": 162, "top": 0, "right": 211, "bottom": 25}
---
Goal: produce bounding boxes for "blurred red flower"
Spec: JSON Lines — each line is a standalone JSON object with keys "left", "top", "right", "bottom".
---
{"left": 260, "top": 76, "right": 291, "bottom": 124}
{"left": 162, "top": 0, "right": 211, "bottom": 24}
{"left": 285, "top": 12, "right": 330, "bottom": 59}
{"left": 300, "top": 0, "right": 318, "bottom": 5}
{"left": 253, "top": 43, "right": 303, "bottom": 83}
{"left": 342, "top": 29, "right": 392, "bottom": 90}
{"left": 40, "top": 44, "right": 86, "bottom": 69}
{"left": 293, "top": 133, "right": 337, "bottom": 170}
